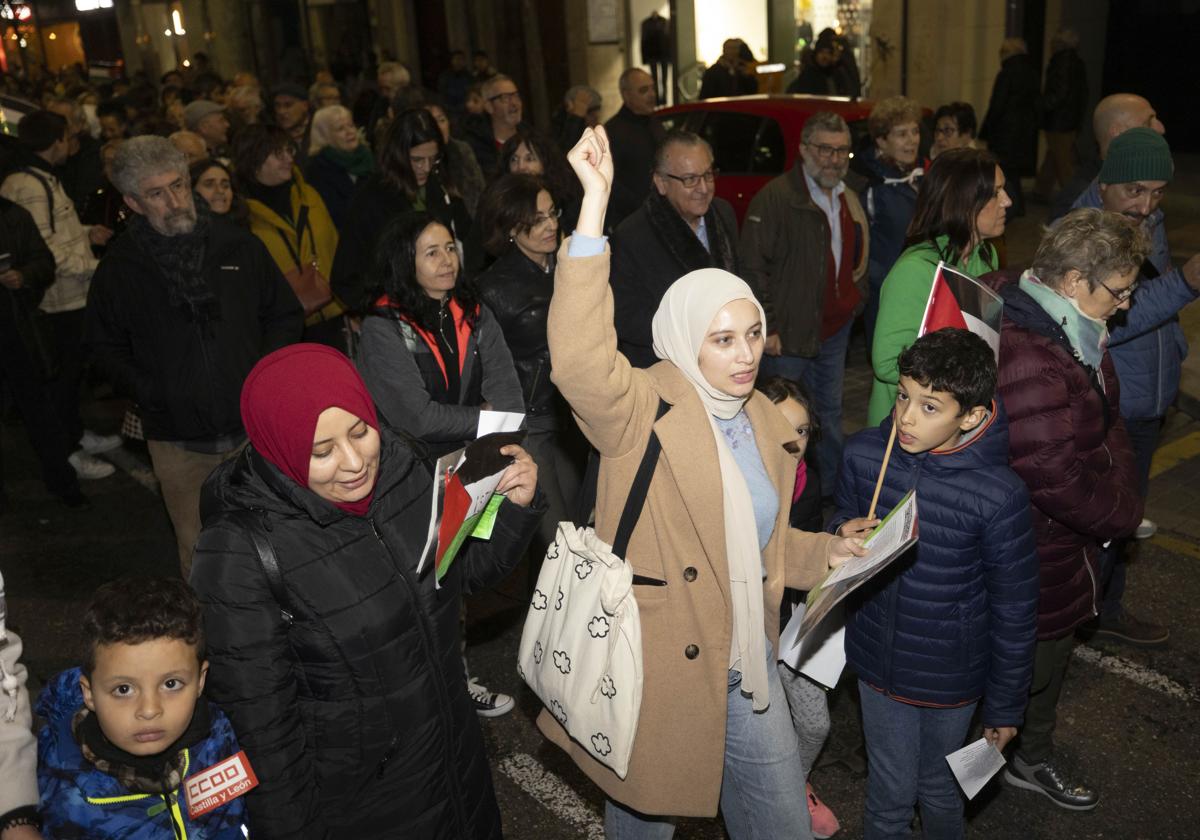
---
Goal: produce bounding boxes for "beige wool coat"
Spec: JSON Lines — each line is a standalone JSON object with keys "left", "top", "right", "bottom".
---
{"left": 541, "top": 242, "right": 837, "bottom": 817}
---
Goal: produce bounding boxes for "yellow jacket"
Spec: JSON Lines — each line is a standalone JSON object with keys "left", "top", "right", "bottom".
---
{"left": 246, "top": 167, "right": 339, "bottom": 280}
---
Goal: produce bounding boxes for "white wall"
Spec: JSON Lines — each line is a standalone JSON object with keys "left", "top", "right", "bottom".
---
{"left": 694, "top": 0, "right": 767, "bottom": 65}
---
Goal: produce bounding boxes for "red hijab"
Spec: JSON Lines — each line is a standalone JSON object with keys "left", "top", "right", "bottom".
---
{"left": 240, "top": 343, "right": 381, "bottom": 516}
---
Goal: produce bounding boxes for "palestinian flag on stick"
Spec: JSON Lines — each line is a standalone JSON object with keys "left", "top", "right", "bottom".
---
{"left": 918, "top": 262, "right": 1004, "bottom": 362}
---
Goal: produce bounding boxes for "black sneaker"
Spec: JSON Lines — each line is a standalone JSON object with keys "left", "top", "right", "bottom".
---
{"left": 1081, "top": 608, "right": 1169, "bottom": 648}
{"left": 1003, "top": 754, "right": 1098, "bottom": 810}
{"left": 466, "top": 677, "right": 514, "bottom": 718}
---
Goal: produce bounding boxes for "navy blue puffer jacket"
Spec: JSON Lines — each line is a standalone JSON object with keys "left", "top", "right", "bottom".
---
{"left": 832, "top": 404, "right": 1040, "bottom": 727}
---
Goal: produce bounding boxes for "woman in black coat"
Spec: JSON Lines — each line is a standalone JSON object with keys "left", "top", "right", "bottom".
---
{"left": 191, "top": 343, "right": 542, "bottom": 838}
{"left": 474, "top": 173, "right": 586, "bottom": 554}
{"left": 330, "top": 108, "right": 480, "bottom": 314}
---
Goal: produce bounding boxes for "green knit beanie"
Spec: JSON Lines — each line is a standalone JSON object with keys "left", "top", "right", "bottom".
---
{"left": 1101, "top": 127, "right": 1173, "bottom": 184}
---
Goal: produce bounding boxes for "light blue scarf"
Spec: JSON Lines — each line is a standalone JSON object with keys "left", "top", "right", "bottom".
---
{"left": 1018, "top": 270, "right": 1108, "bottom": 370}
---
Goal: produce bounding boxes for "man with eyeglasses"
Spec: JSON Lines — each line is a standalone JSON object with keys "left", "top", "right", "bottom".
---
{"left": 610, "top": 130, "right": 739, "bottom": 368}
{"left": 465, "top": 74, "right": 529, "bottom": 176}
{"left": 1070, "top": 128, "right": 1200, "bottom": 647}
{"left": 741, "top": 111, "right": 869, "bottom": 498}
{"left": 87, "top": 136, "right": 303, "bottom": 575}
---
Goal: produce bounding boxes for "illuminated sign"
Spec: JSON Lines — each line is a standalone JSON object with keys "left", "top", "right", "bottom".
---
{"left": 76, "top": 0, "right": 115, "bottom": 11}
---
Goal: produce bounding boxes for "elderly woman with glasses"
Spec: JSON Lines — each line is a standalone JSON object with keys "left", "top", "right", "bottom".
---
{"left": 988, "top": 207, "right": 1148, "bottom": 810}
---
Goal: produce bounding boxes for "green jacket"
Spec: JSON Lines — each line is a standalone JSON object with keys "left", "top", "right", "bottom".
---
{"left": 867, "top": 236, "right": 997, "bottom": 424}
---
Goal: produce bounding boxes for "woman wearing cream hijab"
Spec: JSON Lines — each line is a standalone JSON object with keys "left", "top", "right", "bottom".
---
{"left": 541, "top": 127, "right": 867, "bottom": 838}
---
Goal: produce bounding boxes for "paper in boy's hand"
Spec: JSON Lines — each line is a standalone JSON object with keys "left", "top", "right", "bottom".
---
{"left": 945, "top": 738, "right": 1006, "bottom": 799}
{"left": 798, "top": 491, "right": 919, "bottom": 639}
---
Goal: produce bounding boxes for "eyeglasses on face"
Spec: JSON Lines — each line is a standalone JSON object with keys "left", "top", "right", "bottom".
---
{"left": 410, "top": 153, "right": 442, "bottom": 170}
{"left": 1098, "top": 277, "right": 1138, "bottom": 302}
{"left": 532, "top": 207, "right": 562, "bottom": 228}
{"left": 488, "top": 90, "right": 521, "bottom": 104}
{"left": 805, "top": 142, "right": 852, "bottom": 160}
{"left": 661, "top": 169, "right": 717, "bottom": 188}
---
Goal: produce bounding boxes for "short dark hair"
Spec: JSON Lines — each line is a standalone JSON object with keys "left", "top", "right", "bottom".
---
{"left": 231, "top": 123, "right": 295, "bottom": 187}
{"left": 653, "top": 129, "right": 712, "bottom": 173}
{"left": 478, "top": 172, "right": 548, "bottom": 256}
{"left": 18, "top": 110, "right": 68, "bottom": 152}
{"left": 758, "top": 375, "right": 822, "bottom": 438}
{"left": 907, "top": 147, "right": 1000, "bottom": 267}
{"left": 933, "top": 101, "right": 977, "bottom": 138}
{"left": 897, "top": 328, "right": 996, "bottom": 414}
{"left": 496, "top": 127, "right": 580, "bottom": 205}
{"left": 82, "top": 577, "right": 205, "bottom": 677}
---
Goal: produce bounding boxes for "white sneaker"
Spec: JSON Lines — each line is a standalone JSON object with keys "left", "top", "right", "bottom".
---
{"left": 466, "top": 677, "right": 514, "bottom": 717}
{"left": 1134, "top": 518, "right": 1157, "bottom": 540}
{"left": 68, "top": 451, "right": 115, "bottom": 480}
{"left": 79, "top": 430, "right": 122, "bottom": 455}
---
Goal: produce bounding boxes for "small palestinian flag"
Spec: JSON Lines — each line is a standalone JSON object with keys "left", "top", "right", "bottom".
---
{"left": 918, "top": 262, "right": 1004, "bottom": 362}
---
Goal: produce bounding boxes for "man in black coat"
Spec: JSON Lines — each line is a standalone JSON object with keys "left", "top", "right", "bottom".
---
{"left": 698, "top": 38, "right": 758, "bottom": 100}
{"left": 604, "top": 67, "right": 664, "bottom": 231}
{"left": 87, "top": 136, "right": 303, "bottom": 575}
{"left": 0, "top": 196, "right": 86, "bottom": 509}
{"left": 979, "top": 38, "right": 1040, "bottom": 218}
{"left": 611, "top": 130, "right": 740, "bottom": 368}
{"left": 1034, "top": 29, "right": 1089, "bottom": 201}
{"left": 463, "top": 75, "right": 530, "bottom": 178}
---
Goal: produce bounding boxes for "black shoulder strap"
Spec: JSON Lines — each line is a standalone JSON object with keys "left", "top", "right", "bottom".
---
{"left": 275, "top": 203, "right": 311, "bottom": 270}
{"left": 222, "top": 509, "right": 294, "bottom": 625}
{"left": 572, "top": 398, "right": 669, "bottom": 558}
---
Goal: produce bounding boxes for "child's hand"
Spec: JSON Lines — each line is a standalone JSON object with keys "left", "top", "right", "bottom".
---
{"left": 984, "top": 726, "right": 1017, "bottom": 753}
{"left": 838, "top": 517, "right": 880, "bottom": 538}
{"left": 827, "top": 536, "right": 869, "bottom": 569}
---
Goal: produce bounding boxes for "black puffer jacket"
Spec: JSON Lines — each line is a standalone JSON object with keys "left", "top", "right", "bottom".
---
{"left": 0, "top": 196, "right": 55, "bottom": 358}
{"left": 475, "top": 249, "right": 558, "bottom": 416}
{"left": 191, "top": 434, "right": 544, "bottom": 839}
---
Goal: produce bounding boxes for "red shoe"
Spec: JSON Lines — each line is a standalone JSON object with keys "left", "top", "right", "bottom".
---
{"left": 807, "top": 783, "right": 840, "bottom": 839}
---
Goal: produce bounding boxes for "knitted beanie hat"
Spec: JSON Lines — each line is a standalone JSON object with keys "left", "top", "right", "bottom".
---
{"left": 1101, "top": 127, "right": 1173, "bottom": 184}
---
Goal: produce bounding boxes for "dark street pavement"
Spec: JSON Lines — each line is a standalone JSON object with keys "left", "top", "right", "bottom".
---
{"left": 4, "top": 172, "right": 1200, "bottom": 838}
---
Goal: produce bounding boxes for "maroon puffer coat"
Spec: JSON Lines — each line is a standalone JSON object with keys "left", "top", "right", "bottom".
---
{"left": 992, "top": 274, "right": 1143, "bottom": 639}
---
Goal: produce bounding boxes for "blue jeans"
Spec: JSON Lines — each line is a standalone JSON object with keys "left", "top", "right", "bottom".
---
{"left": 858, "top": 682, "right": 977, "bottom": 840}
{"left": 605, "top": 645, "right": 813, "bottom": 839}
{"left": 761, "top": 318, "right": 853, "bottom": 498}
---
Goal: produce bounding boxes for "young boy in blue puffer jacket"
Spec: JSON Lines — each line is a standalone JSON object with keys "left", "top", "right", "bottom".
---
{"left": 831, "top": 328, "right": 1040, "bottom": 838}
{"left": 37, "top": 577, "right": 247, "bottom": 838}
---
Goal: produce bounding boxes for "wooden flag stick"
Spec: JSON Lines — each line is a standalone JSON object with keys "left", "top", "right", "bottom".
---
{"left": 868, "top": 419, "right": 898, "bottom": 520}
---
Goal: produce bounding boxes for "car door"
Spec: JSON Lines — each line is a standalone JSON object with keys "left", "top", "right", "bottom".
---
{"left": 693, "top": 110, "right": 786, "bottom": 226}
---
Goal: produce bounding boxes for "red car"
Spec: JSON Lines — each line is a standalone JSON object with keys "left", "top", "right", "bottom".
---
{"left": 655, "top": 94, "right": 877, "bottom": 224}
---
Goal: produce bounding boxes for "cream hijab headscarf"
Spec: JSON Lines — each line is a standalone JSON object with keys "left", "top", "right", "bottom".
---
{"left": 651, "top": 268, "right": 772, "bottom": 711}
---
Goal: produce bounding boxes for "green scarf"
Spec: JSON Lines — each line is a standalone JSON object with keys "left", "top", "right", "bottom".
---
{"left": 319, "top": 143, "right": 376, "bottom": 178}
{"left": 1018, "top": 270, "right": 1108, "bottom": 369}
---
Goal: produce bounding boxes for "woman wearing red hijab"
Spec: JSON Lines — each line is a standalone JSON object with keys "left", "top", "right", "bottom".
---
{"left": 190, "top": 343, "right": 542, "bottom": 839}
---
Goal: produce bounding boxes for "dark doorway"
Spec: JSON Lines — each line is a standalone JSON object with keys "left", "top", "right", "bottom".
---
{"left": 1104, "top": 0, "right": 1200, "bottom": 152}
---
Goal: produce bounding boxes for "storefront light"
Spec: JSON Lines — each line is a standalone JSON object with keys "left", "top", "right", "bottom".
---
{"left": 47, "top": 31, "right": 56, "bottom": 39}
{"left": 172, "top": 9, "right": 185, "bottom": 36}
{"left": 76, "top": 1, "right": 115, "bottom": 10}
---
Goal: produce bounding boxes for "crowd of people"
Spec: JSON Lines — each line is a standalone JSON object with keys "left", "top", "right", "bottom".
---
{"left": 0, "top": 30, "right": 1196, "bottom": 840}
